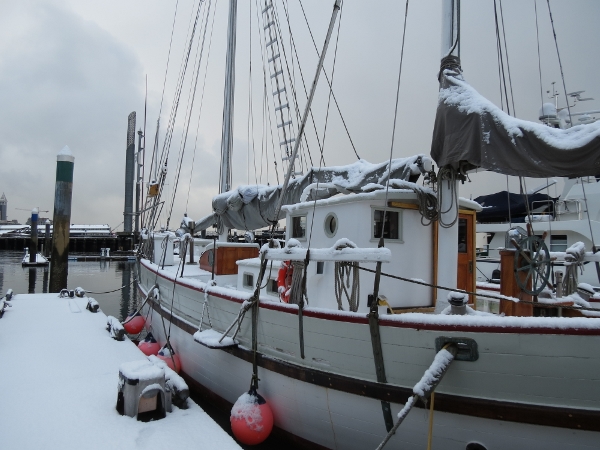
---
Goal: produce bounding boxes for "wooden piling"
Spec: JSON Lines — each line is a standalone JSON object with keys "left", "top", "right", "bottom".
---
{"left": 49, "top": 146, "right": 74, "bottom": 292}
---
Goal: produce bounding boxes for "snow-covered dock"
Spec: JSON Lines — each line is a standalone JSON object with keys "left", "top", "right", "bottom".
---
{"left": 0, "top": 292, "right": 241, "bottom": 450}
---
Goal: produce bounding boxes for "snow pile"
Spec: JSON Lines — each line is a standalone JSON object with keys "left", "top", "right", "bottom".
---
{"left": 231, "top": 392, "right": 264, "bottom": 431}
{"left": 193, "top": 328, "right": 237, "bottom": 348}
{"left": 412, "top": 348, "right": 455, "bottom": 398}
{"left": 119, "top": 359, "right": 164, "bottom": 382}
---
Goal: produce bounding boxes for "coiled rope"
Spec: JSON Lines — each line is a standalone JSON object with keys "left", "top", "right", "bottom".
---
{"left": 334, "top": 261, "right": 360, "bottom": 312}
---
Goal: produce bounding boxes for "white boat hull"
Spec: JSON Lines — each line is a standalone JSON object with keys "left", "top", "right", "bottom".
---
{"left": 139, "top": 259, "right": 600, "bottom": 449}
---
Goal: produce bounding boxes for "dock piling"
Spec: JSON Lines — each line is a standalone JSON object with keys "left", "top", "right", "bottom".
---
{"left": 49, "top": 146, "right": 75, "bottom": 293}
{"left": 29, "top": 208, "right": 38, "bottom": 263}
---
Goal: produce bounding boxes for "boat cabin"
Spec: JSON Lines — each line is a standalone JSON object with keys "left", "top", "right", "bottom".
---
{"left": 236, "top": 189, "right": 480, "bottom": 313}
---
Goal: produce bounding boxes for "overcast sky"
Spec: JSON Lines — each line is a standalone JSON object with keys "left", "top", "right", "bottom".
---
{"left": 1, "top": 0, "right": 598, "bottom": 228}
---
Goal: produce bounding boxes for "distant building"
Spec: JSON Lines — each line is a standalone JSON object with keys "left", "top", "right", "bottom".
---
{"left": 0, "top": 193, "right": 6, "bottom": 221}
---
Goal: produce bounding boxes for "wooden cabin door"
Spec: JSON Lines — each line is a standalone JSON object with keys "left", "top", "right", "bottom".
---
{"left": 457, "top": 211, "right": 475, "bottom": 303}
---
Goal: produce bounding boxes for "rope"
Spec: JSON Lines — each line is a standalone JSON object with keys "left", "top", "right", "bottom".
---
{"left": 334, "top": 262, "right": 360, "bottom": 312}
{"left": 85, "top": 279, "right": 136, "bottom": 295}
{"left": 289, "top": 260, "right": 306, "bottom": 305}
{"left": 437, "top": 166, "right": 459, "bottom": 228}
{"left": 356, "top": 265, "right": 600, "bottom": 313}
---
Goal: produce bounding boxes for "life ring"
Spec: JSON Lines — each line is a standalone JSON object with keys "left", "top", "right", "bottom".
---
{"left": 277, "top": 260, "right": 293, "bottom": 303}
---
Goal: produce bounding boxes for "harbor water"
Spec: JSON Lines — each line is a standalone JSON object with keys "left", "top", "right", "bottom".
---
{"left": 0, "top": 250, "right": 138, "bottom": 320}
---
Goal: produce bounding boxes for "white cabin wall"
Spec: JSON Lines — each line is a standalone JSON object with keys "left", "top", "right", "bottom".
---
{"left": 287, "top": 195, "right": 434, "bottom": 312}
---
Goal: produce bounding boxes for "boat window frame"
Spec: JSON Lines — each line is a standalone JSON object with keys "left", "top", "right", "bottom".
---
{"left": 289, "top": 214, "right": 308, "bottom": 241}
{"left": 323, "top": 212, "right": 338, "bottom": 238}
{"left": 370, "top": 206, "right": 403, "bottom": 243}
{"left": 550, "top": 234, "right": 568, "bottom": 252}
{"left": 266, "top": 278, "right": 279, "bottom": 296}
{"left": 243, "top": 272, "right": 254, "bottom": 289}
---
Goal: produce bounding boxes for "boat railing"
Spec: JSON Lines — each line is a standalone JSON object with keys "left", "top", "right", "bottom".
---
{"left": 554, "top": 198, "right": 581, "bottom": 220}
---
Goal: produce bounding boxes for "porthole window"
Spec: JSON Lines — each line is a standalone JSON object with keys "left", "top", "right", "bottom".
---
{"left": 324, "top": 213, "right": 338, "bottom": 238}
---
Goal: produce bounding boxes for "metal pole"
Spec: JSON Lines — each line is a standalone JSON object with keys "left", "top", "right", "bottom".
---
{"left": 435, "top": 0, "right": 460, "bottom": 313}
{"left": 135, "top": 129, "right": 143, "bottom": 236}
{"left": 218, "top": 0, "right": 238, "bottom": 242}
{"left": 49, "top": 146, "right": 75, "bottom": 292}
{"left": 271, "top": 0, "right": 342, "bottom": 226}
{"left": 29, "top": 208, "right": 38, "bottom": 263}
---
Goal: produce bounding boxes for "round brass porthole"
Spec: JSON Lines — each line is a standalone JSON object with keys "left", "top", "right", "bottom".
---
{"left": 324, "top": 213, "right": 338, "bottom": 238}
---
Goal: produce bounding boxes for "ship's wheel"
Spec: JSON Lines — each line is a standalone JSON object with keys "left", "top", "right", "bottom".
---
{"left": 513, "top": 235, "right": 551, "bottom": 296}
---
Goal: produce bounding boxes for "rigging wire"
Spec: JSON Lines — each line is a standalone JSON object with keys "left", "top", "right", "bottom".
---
{"left": 281, "top": 1, "right": 328, "bottom": 168}
{"left": 493, "top": 0, "right": 510, "bottom": 115}
{"left": 297, "top": 0, "right": 360, "bottom": 160}
{"left": 148, "top": 0, "right": 180, "bottom": 191}
{"left": 185, "top": 1, "right": 218, "bottom": 213}
{"left": 149, "top": 0, "right": 204, "bottom": 230}
{"left": 498, "top": 0, "right": 516, "bottom": 116}
{"left": 533, "top": 0, "right": 545, "bottom": 114}
{"left": 254, "top": 0, "right": 282, "bottom": 184}
{"left": 271, "top": 1, "right": 309, "bottom": 174}
{"left": 271, "top": 2, "right": 314, "bottom": 171}
{"left": 167, "top": 0, "right": 213, "bottom": 227}
{"left": 546, "top": 0, "right": 572, "bottom": 125}
{"left": 307, "top": 1, "right": 344, "bottom": 247}
{"left": 381, "top": 0, "right": 411, "bottom": 240}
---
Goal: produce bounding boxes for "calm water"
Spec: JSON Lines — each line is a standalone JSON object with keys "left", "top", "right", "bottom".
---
{"left": 0, "top": 250, "right": 138, "bottom": 319}
{"left": 0, "top": 249, "right": 301, "bottom": 449}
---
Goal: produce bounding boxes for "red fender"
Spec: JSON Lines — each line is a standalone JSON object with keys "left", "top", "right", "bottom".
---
{"left": 276, "top": 261, "right": 293, "bottom": 303}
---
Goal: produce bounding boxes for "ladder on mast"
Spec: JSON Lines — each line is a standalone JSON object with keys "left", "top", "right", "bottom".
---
{"left": 261, "top": 1, "right": 303, "bottom": 177}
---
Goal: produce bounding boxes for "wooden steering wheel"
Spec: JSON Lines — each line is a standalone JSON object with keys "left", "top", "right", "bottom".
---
{"left": 512, "top": 235, "right": 551, "bottom": 296}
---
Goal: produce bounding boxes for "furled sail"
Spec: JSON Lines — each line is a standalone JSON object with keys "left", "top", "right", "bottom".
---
{"left": 192, "top": 155, "right": 431, "bottom": 232}
{"left": 431, "top": 71, "right": 600, "bottom": 178}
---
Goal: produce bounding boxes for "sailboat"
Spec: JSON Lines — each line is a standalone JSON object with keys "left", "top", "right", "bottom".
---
{"left": 137, "top": 1, "right": 600, "bottom": 448}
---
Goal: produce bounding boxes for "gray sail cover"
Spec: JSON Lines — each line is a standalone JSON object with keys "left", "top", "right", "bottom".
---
{"left": 431, "top": 72, "right": 600, "bottom": 178}
{"left": 194, "top": 156, "right": 429, "bottom": 232}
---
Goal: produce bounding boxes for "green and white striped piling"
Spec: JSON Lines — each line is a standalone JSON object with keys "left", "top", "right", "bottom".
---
{"left": 49, "top": 146, "right": 74, "bottom": 293}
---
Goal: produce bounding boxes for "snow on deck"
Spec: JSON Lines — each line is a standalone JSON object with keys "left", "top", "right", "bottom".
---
{"left": 0, "top": 293, "right": 241, "bottom": 450}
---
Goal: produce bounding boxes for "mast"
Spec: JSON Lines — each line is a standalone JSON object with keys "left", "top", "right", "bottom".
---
{"left": 435, "top": 0, "right": 460, "bottom": 313}
{"left": 219, "top": 0, "right": 237, "bottom": 241}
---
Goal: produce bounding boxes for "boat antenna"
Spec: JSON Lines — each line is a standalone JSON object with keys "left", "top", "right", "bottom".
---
{"left": 270, "top": 0, "right": 342, "bottom": 235}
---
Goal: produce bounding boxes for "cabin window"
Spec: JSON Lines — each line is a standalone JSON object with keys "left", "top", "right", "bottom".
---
{"left": 550, "top": 235, "right": 568, "bottom": 252}
{"left": 316, "top": 261, "right": 325, "bottom": 274}
{"left": 243, "top": 273, "right": 254, "bottom": 288}
{"left": 324, "top": 213, "right": 338, "bottom": 238}
{"left": 372, "top": 208, "right": 401, "bottom": 241}
{"left": 458, "top": 218, "right": 468, "bottom": 253}
{"left": 267, "top": 279, "right": 278, "bottom": 295}
{"left": 291, "top": 215, "right": 307, "bottom": 239}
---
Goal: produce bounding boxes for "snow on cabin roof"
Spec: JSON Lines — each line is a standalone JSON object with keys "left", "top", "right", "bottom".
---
{"left": 283, "top": 189, "right": 422, "bottom": 213}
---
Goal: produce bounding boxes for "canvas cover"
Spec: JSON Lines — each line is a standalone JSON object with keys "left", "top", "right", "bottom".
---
{"left": 431, "top": 71, "right": 600, "bottom": 178}
{"left": 190, "top": 156, "right": 430, "bottom": 233}
{"left": 474, "top": 191, "right": 555, "bottom": 223}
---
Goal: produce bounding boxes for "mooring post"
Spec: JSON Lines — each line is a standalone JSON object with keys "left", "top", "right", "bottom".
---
{"left": 49, "top": 146, "right": 75, "bottom": 293}
{"left": 29, "top": 207, "right": 39, "bottom": 263}
{"left": 44, "top": 219, "right": 51, "bottom": 257}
